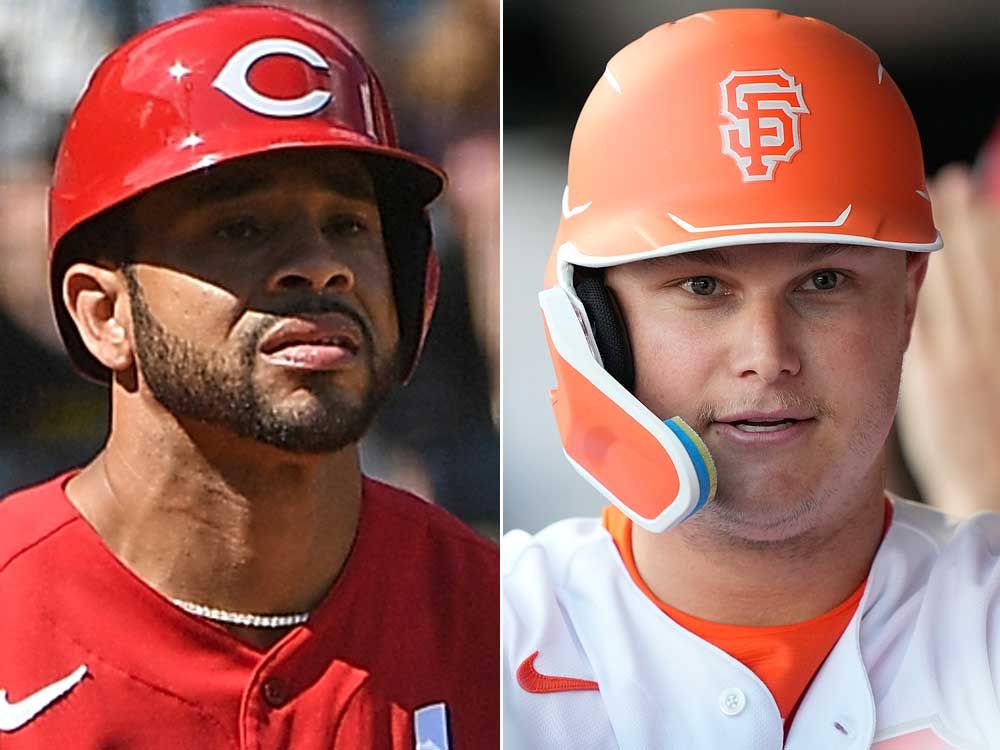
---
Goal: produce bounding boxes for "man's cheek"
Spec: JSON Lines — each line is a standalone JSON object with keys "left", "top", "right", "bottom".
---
{"left": 634, "top": 339, "right": 718, "bottom": 420}
{"left": 837, "top": 325, "right": 902, "bottom": 385}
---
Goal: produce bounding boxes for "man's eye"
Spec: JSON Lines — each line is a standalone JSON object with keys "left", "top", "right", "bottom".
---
{"left": 214, "top": 218, "right": 262, "bottom": 241}
{"left": 327, "top": 216, "right": 369, "bottom": 237}
{"left": 801, "top": 270, "right": 842, "bottom": 291}
{"left": 680, "top": 276, "right": 719, "bottom": 296}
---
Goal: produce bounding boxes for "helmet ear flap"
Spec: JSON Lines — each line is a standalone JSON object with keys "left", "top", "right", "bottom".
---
{"left": 366, "top": 153, "right": 437, "bottom": 381}
{"left": 573, "top": 267, "right": 635, "bottom": 392}
{"left": 379, "top": 200, "right": 433, "bottom": 381}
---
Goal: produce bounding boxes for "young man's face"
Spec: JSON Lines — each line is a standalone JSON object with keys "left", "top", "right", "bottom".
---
{"left": 606, "top": 243, "right": 927, "bottom": 542}
{"left": 122, "top": 149, "right": 399, "bottom": 453}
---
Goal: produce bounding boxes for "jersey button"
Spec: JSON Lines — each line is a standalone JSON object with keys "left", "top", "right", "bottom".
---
{"left": 262, "top": 678, "right": 289, "bottom": 708}
{"left": 718, "top": 687, "right": 746, "bottom": 716}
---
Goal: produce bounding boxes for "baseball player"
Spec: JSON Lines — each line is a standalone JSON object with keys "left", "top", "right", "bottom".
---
{"left": 0, "top": 6, "right": 496, "bottom": 749}
{"left": 503, "top": 9, "right": 1000, "bottom": 749}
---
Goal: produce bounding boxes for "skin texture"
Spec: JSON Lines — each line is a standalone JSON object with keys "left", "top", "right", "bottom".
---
{"left": 60, "top": 150, "right": 397, "bottom": 649}
{"left": 606, "top": 242, "right": 928, "bottom": 625}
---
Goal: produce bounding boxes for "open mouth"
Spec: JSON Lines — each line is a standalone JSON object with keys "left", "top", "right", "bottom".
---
{"left": 728, "top": 418, "right": 801, "bottom": 433}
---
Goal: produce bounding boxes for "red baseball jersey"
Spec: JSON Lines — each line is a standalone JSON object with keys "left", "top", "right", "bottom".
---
{"left": 0, "top": 471, "right": 498, "bottom": 749}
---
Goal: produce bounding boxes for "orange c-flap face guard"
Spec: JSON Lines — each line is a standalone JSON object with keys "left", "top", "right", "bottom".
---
{"left": 539, "top": 286, "right": 716, "bottom": 533}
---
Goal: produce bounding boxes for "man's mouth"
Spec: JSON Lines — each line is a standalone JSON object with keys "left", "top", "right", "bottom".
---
{"left": 711, "top": 407, "right": 818, "bottom": 442}
{"left": 262, "top": 334, "right": 360, "bottom": 355}
{"left": 258, "top": 314, "right": 365, "bottom": 371}
{"left": 728, "top": 418, "right": 801, "bottom": 433}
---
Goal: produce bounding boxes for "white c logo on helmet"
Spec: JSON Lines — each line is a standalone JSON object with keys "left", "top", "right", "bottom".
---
{"left": 213, "top": 38, "right": 333, "bottom": 118}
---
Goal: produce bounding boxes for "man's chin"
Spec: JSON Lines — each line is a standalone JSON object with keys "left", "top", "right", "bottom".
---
{"left": 238, "top": 413, "right": 374, "bottom": 454}
{"left": 244, "top": 393, "right": 381, "bottom": 453}
{"left": 269, "top": 386, "right": 366, "bottom": 416}
{"left": 690, "top": 476, "right": 825, "bottom": 544}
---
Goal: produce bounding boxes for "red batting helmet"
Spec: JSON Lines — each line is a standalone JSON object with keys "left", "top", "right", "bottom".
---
{"left": 49, "top": 4, "right": 445, "bottom": 383}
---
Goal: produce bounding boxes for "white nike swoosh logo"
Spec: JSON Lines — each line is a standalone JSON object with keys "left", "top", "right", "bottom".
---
{"left": 0, "top": 665, "right": 88, "bottom": 732}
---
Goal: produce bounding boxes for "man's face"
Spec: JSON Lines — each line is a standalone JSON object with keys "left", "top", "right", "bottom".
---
{"left": 606, "top": 243, "right": 925, "bottom": 542}
{"left": 123, "top": 149, "right": 399, "bottom": 453}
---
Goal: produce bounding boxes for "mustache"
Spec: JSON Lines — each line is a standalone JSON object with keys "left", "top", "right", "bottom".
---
{"left": 693, "top": 391, "right": 829, "bottom": 427}
{"left": 266, "top": 296, "right": 366, "bottom": 321}
{"left": 247, "top": 298, "right": 373, "bottom": 347}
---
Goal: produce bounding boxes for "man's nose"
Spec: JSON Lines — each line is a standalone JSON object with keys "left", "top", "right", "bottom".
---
{"left": 729, "top": 298, "right": 802, "bottom": 384}
{"left": 265, "top": 225, "right": 356, "bottom": 295}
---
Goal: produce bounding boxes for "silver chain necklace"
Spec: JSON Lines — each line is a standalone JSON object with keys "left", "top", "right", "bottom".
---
{"left": 170, "top": 598, "right": 310, "bottom": 629}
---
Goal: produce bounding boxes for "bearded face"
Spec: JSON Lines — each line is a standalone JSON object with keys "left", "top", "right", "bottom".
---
{"left": 125, "top": 266, "right": 398, "bottom": 453}
{"left": 118, "top": 150, "right": 402, "bottom": 454}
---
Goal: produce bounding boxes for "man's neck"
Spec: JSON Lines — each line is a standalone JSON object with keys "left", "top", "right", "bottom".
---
{"left": 65, "top": 414, "right": 362, "bottom": 633}
{"left": 631, "top": 486, "right": 887, "bottom": 626}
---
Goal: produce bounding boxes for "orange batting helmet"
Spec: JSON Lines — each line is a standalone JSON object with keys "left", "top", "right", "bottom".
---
{"left": 540, "top": 9, "right": 941, "bottom": 532}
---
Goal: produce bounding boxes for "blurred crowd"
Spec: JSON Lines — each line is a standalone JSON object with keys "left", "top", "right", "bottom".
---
{"left": 0, "top": 0, "right": 499, "bottom": 532}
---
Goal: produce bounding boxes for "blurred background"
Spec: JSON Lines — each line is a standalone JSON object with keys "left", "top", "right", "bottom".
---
{"left": 504, "top": 0, "right": 1000, "bottom": 532}
{"left": 0, "top": 0, "right": 499, "bottom": 534}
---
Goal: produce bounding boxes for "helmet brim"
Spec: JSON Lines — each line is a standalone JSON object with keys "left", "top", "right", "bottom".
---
{"left": 50, "top": 135, "right": 445, "bottom": 384}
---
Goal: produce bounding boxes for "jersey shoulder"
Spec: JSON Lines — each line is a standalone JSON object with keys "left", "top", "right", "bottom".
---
{"left": 502, "top": 516, "right": 607, "bottom": 578}
{"left": 362, "top": 475, "right": 497, "bottom": 561}
{"left": 886, "top": 494, "right": 963, "bottom": 543}
{"left": 0, "top": 471, "right": 79, "bottom": 571}
{"left": 865, "top": 497, "right": 1000, "bottom": 744}
{"left": 886, "top": 494, "right": 1000, "bottom": 574}
{"left": 502, "top": 515, "right": 612, "bottom": 670}
{"left": 501, "top": 518, "right": 621, "bottom": 749}
{"left": 502, "top": 516, "right": 615, "bottom": 674}
{"left": 360, "top": 476, "right": 498, "bottom": 609}
{"left": 872, "top": 495, "right": 1000, "bottom": 623}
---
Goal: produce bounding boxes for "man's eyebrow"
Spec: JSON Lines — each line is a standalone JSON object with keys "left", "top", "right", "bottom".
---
{"left": 190, "top": 166, "right": 374, "bottom": 204}
{"left": 313, "top": 167, "right": 375, "bottom": 201}
{"left": 192, "top": 172, "right": 269, "bottom": 204}
{"left": 641, "top": 248, "right": 732, "bottom": 269}
{"left": 799, "top": 243, "right": 856, "bottom": 262}
{"left": 641, "top": 243, "right": 857, "bottom": 269}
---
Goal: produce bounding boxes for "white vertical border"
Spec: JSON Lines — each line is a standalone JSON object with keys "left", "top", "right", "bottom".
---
{"left": 497, "top": 0, "right": 505, "bottom": 747}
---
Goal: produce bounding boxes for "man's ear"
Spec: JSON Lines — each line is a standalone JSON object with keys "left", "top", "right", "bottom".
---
{"left": 62, "top": 262, "right": 134, "bottom": 372}
{"left": 903, "top": 251, "right": 931, "bottom": 345}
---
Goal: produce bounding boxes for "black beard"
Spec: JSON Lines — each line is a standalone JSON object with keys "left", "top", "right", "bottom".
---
{"left": 124, "top": 267, "right": 398, "bottom": 453}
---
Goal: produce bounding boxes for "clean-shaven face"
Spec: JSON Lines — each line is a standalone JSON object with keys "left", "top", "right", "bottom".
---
{"left": 606, "top": 242, "right": 926, "bottom": 543}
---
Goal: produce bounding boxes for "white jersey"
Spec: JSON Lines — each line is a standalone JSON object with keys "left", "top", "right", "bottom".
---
{"left": 502, "top": 497, "right": 1000, "bottom": 749}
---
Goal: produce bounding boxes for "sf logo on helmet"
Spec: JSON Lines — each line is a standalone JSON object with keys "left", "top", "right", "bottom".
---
{"left": 719, "top": 69, "right": 809, "bottom": 182}
{"left": 212, "top": 38, "right": 336, "bottom": 118}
